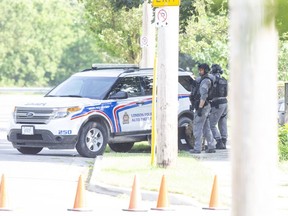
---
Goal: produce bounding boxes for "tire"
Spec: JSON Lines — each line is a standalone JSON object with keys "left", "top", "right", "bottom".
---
{"left": 178, "top": 116, "right": 194, "bottom": 151}
{"left": 108, "top": 143, "right": 134, "bottom": 153}
{"left": 16, "top": 147, "right": 43, "bottom": 155}
{"left": 76, "top": 121, "right": 108, "bottom": 158}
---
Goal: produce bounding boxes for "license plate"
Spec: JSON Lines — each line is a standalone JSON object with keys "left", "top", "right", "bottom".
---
{"left": 21, "top": 126, "right": 34, "bottom": 135}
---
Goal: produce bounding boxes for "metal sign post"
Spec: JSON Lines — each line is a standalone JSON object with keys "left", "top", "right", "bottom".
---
{"left": 140, "top": 0, "right": 155, "bottom": 68}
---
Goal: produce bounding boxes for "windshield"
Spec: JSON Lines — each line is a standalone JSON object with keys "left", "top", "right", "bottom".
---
{"left": 46, "top": 76, "right": 118, "bottom": 99}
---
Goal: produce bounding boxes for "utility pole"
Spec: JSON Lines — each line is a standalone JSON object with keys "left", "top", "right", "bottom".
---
{"left": 140, "top": 0, "right": 155, "bottom": 68}
{"left": 229, "top": 0, "right": 278, "bottom": 215}
{"left": 153, "top": 1, "right": 180, "bottom": 167}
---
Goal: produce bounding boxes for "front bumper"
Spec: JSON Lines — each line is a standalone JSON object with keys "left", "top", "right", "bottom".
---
{"left": 7, "top": 129, "right": 78, "bottom": 149}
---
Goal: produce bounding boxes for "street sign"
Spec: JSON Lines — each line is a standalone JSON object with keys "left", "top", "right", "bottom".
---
{"left": 152, "top": 0, "right": 180, "bottom": 7}
{"left": 140, "top": 36, "right": 148, "bottom": 47}
{"left": 155, "top": 8, "right": 168, "bottom": 28}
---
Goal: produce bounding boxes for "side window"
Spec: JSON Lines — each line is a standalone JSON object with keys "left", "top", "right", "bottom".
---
{"left": 179, "top": 75, "right": 194, "bottom": 91}
{"left": 109, "top": 76, "right": 143, "bottom": 98}
{"left": 142, "top": 76, "right": 153, "bottom": 96}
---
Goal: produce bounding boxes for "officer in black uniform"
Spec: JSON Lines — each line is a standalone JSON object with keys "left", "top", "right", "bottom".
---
{"left": 209, "top": 64, "right": 228, "bottom": 149}
{"left": 189, "top": 63, "right": 216, "bottom": 154}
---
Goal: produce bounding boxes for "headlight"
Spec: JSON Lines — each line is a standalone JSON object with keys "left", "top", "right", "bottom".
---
{"left": 13, "top": 107, "right": 17, "bottom": 121}
{"left": 53, "top": 106, "right": 82, "bottom": 119}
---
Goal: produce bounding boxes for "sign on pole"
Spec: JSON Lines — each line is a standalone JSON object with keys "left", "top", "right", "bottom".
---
{"left": 152, "top": 0, "right": 180, "bottom": 7}
{"left": 140, "top": 36, "right": 148, "bottom": 47}
{"left": 155, "top": 8, "right": 168, "bottom": 27}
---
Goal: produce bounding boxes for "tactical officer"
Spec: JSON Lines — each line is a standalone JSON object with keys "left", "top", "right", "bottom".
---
{"left": 189, "top": 63, "right": 216, "bottom": 154}
{"left": 209, "top": 64, "right": 228, "bottom": 149}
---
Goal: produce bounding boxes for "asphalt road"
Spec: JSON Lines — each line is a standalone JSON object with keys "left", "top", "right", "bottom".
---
{"left": 0, "top": 143, "right": 230, "bottom": 216}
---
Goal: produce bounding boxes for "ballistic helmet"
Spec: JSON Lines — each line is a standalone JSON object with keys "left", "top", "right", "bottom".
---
{"left": 198, "top": 63, "right": 210, "bottom": 74}
{"left": 211, "top": 64, "right": 223, "bottom": 74}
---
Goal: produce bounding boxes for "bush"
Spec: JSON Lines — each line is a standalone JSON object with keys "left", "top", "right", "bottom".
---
{"left": 278, "top": 124, "right": 288, "bottom": 161}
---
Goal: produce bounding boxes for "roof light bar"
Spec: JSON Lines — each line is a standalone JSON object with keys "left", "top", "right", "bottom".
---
{"left": 91, "top": 63, "right": 139, "bottom": 70}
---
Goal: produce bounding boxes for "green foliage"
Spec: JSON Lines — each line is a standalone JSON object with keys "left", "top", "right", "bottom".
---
{"left": 278, "top": 124, "right": 288, "bottom": 161}
{"left": 108, "top": 0, "right": 142, "bottom": 11}
{"left": 0, "top": 0, "right": 103, "bottom": 87}
{"left": 210, "top": 0, "right": 228, "bottom": 14}
{"left": 179, "top": 1, "right": 229, "bottom": 75}
{"left": 278, "top": 36, "right": 288, "bottom": 81}
{"left": 178, "top": 0, "right": 197, "bottom": 34}
{"left": 275, "top": 0, "right": 288, "bottom": 37}
{"left": 82, "top": 0, "right": 142, "bottom": 63}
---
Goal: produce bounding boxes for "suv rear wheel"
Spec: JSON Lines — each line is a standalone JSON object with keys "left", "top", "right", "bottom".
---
{"left": 16, "top": 146, "right": 43, "bottom": 155}
{"left": 76, "top": 121, "right": 108, "bottom": 158}
{"left": 178, "top": 116, "right": 194, "bottom": 151}
{"left": 108, "top": 143, "right": 134, "bottom": 152}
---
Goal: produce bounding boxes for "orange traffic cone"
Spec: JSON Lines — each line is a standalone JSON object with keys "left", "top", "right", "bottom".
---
{"left": 0, "top": 174, "right": 12, "bottom": 211}
{"left": 151, "top": 175, "right": 174, "bottom": 211}
{"left": 123, "top": 175, "right": 148, "bottom": 212}
{"left": 203, "top": 175, "right": 227, "bottom": 210}
{"left": 68, "top": 175, "right": 92, "bottom": 212}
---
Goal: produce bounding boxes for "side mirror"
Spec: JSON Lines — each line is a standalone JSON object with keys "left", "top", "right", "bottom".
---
{"left": 109, "top": 91, "right": 128, "bottom": 99}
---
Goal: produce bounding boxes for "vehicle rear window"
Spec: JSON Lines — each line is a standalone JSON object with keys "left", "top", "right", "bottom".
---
{"left": 179, "top": 75, "right": 193, "bottom": 91}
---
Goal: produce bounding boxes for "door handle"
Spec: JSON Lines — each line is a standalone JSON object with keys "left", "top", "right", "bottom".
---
{"left": 136, "top": 101, "right": 145, "bottom": 105}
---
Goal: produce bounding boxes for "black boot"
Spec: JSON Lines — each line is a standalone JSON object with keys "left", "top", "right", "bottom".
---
{"left": 221, "top": 138, "right": 227, "bottom": 149}
{"left": 215, "top": 139, "right": 225, "bottom": 149}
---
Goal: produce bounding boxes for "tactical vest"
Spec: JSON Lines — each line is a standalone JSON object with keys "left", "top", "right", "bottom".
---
{"left": 210, "top": 76, "right": 228, "bottom": 98}
{"left": 190, "top": 76, "right": 214, "bottom": 103}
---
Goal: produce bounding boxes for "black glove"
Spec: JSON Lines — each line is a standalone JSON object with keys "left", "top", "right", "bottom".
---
{"left": 197, "top": 107, "right": 203, "bottom": 117}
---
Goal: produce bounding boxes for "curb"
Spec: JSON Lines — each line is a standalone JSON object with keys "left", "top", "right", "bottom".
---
{"left": 87, "top": 156, "right": 202, "bottom": 207}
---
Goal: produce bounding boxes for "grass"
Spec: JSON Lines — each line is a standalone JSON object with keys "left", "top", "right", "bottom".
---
{"left": 93, "top": 141, "right": 288, "bottom": 208}
{"left": 93, "top": 142, "right": 219, "bottom": 205}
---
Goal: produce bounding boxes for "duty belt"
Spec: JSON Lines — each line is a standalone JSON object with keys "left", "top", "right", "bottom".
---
{"left": 210, "top": 98, "right": 227, "bottom": 107}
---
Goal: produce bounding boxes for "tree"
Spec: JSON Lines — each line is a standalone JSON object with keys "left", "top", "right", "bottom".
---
{"left": 179, "top": 1, "right": 229, "bottom": 75}
{"left": 0, "top": 0, "right": 75, "bottom": 86}
{"left": 0, "top": 0, "right": 103, "bottom": 87}
{"left": 278, "top": 35, "right": 288, "bottom": 81}
{"left": 81, "top": 0, "right": 142, "bottom": 63}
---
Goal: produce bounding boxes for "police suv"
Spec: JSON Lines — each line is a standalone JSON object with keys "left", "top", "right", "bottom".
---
{"left": 7, "top": 64, "right": 194, "bottom": 158}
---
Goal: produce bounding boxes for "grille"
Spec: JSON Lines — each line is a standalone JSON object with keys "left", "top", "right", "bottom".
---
{"left": 15, "top": 107, "right": 55, "bottom": 124}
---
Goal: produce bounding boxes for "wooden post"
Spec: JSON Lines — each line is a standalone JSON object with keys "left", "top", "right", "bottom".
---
{"left": 140, "top": 0, "right": 155, "bottom": 68}
{"left": 156, "top": 6, "right": 179, "bottom": 167}
{"left": 229, "top": 0, "right": 278, "bottom": 215}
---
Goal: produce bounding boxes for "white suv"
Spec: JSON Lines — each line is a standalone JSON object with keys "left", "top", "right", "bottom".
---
{"left": 7, "top": 65, "right": 194, "bottom": 158}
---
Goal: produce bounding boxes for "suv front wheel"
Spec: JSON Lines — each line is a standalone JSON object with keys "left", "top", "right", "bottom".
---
{"left": 16, "top": 146, "right": 43, "bottom": 155}
{"left": 76, "top": 121, "right": 108, "bottom": 158}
